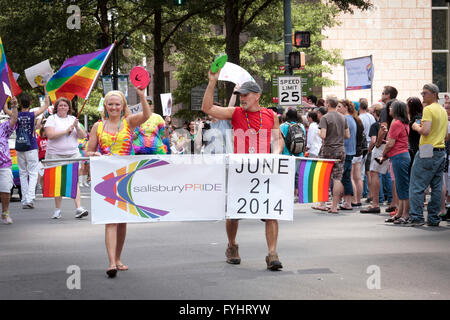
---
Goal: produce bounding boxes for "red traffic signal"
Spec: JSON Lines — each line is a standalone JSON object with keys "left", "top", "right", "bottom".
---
{"left": 293, "top": 31, "right": 311, "bottom": 48}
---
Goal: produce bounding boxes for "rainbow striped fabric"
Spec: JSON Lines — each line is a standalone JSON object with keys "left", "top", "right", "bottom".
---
{"left": 46, "top": 44, "right": 114, "bottom": 103}
{"left": 43, "top": 163, "right": 79, "bottom": 198}
{"left": 0, "top": 37, "right": 11, "bottom": 108}
{"left": 297, "top": 159, "right": 335, "bottom": 203}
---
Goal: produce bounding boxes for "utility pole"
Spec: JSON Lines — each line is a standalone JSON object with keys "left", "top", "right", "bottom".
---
{"left": 284, "top": 0, "right": 293, "bottom": 76}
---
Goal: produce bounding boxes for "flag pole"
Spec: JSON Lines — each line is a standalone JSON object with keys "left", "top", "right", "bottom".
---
{"left": 76, "top": 41, "right": 116, "bottom": 119}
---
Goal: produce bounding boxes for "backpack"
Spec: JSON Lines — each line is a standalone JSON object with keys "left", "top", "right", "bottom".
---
{"left": 283, "top": 122, "right": 305, "bottom": 155}
{"left": 15, "top": 126, "right": 31, "bottom": 151}
{"left": 355, "top": 121, "right": 368, "bottom": 157}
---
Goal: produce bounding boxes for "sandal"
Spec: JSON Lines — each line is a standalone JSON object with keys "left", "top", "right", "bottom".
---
{"left": 106, "top": 267, "right": 118, "bottom": 278}
{"left": 339, "top": 205, "right": 353, "bottom": 210}
{"left": 312, "top": 206, "right": 328, "bottom": 212}
{"left": 385, "top": 215, "right": 401, "bottom": 223}
{"left": 327, "top": 208, "right": 339, "bottom": 214}
{"left": 393, "top": 217, "right": 409, "bottom": 225}
{"left": 386, "top": 206, "right": 397, "bottom": 213}
{"left": 117, "top": 264, "right": 128, "bottom": 271}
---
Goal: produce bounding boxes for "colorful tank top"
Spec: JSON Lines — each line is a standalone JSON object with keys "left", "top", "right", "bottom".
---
{"left": 97, "top": 119, "right": 134, "bottom": 155}
{"left": 133, "top": 113, "right": 168, "bottom": 154}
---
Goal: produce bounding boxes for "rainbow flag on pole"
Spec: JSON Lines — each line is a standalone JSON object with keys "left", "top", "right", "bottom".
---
{"left": 43, "top": 163, "right": 79, "bottom": 198}
{"left": 0, "top": 37, "right": 12, "bottom": 108}
{"left": 297, "top": 159, "right": 335, "bottom": 203}
{"left": 46, "top": 44, "right": 115, "bottom": 103}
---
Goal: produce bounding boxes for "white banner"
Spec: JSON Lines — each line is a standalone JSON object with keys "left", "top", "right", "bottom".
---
{"left": 90, "top": 155, "right": 226, "bottom": 224}
{"left": 226, "top": 154, "right": 295, "bottom": 221}
{"left": 344, "top": 55, "right": 374, "bottom": 90}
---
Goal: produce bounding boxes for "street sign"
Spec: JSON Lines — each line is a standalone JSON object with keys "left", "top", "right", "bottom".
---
{"left": 277, "top": 76, "right": 302, "bottom": 106}
{"left": 190, "top": 84, "right": 218, "bottom": 111}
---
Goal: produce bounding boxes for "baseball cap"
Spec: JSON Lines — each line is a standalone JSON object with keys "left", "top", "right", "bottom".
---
{"left": 233, "top": 81, "right": 262, "bottom": 94}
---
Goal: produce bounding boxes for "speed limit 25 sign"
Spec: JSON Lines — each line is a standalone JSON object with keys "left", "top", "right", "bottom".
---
{"left": 277, "top": 76, "right": 302, "bottom": 106}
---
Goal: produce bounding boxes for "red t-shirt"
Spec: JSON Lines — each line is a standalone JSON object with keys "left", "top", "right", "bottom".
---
{"left": 387, "top": 119, "right": 409, "bottom": 158}
{"left": 36, "top": 134, "right": 48, "bottom": 160}
{"left": 231, "top": 107, "right": 274, "bottom": 154}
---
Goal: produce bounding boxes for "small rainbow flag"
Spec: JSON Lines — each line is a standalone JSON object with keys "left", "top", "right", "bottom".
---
{"left": 43, "top": 163, "right": 79, "bottom": 198}
{"left": 297, "top": 159, "right": 335, "bottom": 203}
{"left": 46, "top": 44, "right": 115, "bottom": 103}
{"left": 0, "top": 37, "right": 12, "bottom": 108}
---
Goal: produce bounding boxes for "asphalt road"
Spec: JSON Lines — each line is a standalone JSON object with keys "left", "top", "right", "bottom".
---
{"left": 1, "top": 187, "right": 449, "bottom": 300}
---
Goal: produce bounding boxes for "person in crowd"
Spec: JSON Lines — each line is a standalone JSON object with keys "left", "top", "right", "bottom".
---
{"left": 350, "top": 101, "right": 366, "bottom": 207}
{"left": 358, "top": 99, "right": 376, "bottom": 202}
{"left": 36, "top": 124, "right": 48, "bottom": 190}
{"left": 280, "top": 108, "right": 306, "bottom": 200}
{"left": 440, "top": 99, "right": 450, "bottom": 221}
{"left": 44, "top": 97, "right": 88, "bottom": 220}
{"left": 86, "top": 88, "right": 151, "bottom": 277}
{"left": 337, "top": 99, "right": 357, "bottom": 210}
{"left": 0, "top": 97, "right": 18, "bottom": 224}
{"left": 184, "top": 119, "right": 204, "bottom": 154}
{"left": 317, "top": 96, "right": 349, "bottom": 214}
{"left": 379, "top": 101, "right": 411, "bottom": 224}
{"left": 133, "top": 101, "right": 167, "bottom": 155}
{"left": 379, "top": 87, "right": 399, "bottom": 214}
{"left": 317, "top": 98, "right": 325, "bottom": 108}
{"left": 360, "top": 104, "right": 386, "bottom": 214}
{"left": 306, "top": 111, "right": 322, "bottom": 158}
{"left": 78, "top": 135, "right": 90, "bottom": 187}
{"left": 317, "top": 106, "right": 327, "bottom": 121}
{"left": 202, "top": 69, "right": 285, "bottom": 271}
{"left": 409, "top": 83, "right": 448, "bottom": 227}
{"left": 2, "top": 92, "right": 49, "bottom": 209}
{"left": 407, "top": 97, "right": 423, "bottom": 171}
{"left": 203, "top": 102, "right": 233, "bottom": 154}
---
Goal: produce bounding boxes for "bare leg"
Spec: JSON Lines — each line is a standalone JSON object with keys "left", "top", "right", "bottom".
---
{"left": 265, "top": 220, "right": 278, "bottom": 253}
{"left": 226, "top": 219, "right": 239, "bottom": 246}
{"left": 331, "top": 179, "right": 343, "bottom": 212}
{"left": 1, "top": 192, "right": 10, "bottom": 213}
{"left": 369, "top": 171, "right": 380, "bottom": 208}
{"left": 55, "top": 196, "right": 62, "bottom": 209}
{"left": 74, "top": 185, "right": 82, "bottom": 208}
{"left": 115, "top": 223, "right": 127, "bottom": 268}
{"left": 105, "top": 224, "right": 118, "bottom": 269}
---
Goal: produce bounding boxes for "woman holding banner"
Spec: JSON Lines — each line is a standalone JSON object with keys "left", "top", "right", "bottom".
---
{"left": 86, "top": 88, "right": 150, "bottom": 278}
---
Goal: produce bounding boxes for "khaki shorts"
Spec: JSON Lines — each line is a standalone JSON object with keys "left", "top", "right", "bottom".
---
{"left": 370, "top": 145, "right": 389, "bottom": 174}
{"left": 0, "top": 167, "right": 14, "bottom": 193}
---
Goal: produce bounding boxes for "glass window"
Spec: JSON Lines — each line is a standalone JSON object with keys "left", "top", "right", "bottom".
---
{"left": 433, "top": 53, "right": 448, "bottom": 92}
{"left": 432, "top": 0, "right": 448, "bottom": 7}
{"left": 432, "top": 9, "right": 448, "bottom": 50}
{"left": 164, "top": 71, "right": 171, "bottom": 93}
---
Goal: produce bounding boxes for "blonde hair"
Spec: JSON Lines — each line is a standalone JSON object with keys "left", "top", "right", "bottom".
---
{"left": 102, "top": 90, "right": 131, "bottom": 119}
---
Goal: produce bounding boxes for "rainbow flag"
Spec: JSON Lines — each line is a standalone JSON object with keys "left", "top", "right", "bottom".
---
{"left": 0, "top": 37, "right": 12, "bottom": 108}
{"left": 297, "top": 159, "right": 335, "bottom": 203}
{"left": 46, "top": 44, "right": 115, "bottom": 103}
{"left": 43, "top": 163, "right": 79, "bottom": 198}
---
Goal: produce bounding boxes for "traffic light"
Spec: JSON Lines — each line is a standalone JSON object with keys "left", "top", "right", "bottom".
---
{"left": 293, "top": 31, "right": 311, "bottom": 48}
{"left": 289, "top": 52, "right": 305, "bottom": 70}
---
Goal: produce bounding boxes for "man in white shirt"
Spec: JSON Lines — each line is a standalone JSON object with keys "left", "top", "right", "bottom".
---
{"left": 358, "top": 99, "right": 376, "bottom": 199}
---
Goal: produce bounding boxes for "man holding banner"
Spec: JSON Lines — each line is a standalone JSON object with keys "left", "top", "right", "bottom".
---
{"left": 202, "top": 68, "right": 285, "bottom": 271}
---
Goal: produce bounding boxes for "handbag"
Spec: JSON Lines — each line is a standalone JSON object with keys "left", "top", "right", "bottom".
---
{"left": 15, "top": 127, "right": 31, "bottom": 151}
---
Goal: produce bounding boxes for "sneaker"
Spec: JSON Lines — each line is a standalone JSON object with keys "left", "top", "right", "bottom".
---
{"left": 52, "top": 210, "right": 61, "bottom": 219}
{"left": 426, "top": 221, "right": 440, "bottom": 227}
{"left": 409, "top": 220, "right": 425, "bottom": 227}
{"left": 22, "top": 202, "right": 34, "bottom": 209}
{"left": 225, "top": 244, "right": 241, "bottom": 264}
{"left": 75, "top": 208, "right": 89, "bottom": 219}
{"left": 265, "top": 252, "right": 283, "bottom": 271}
{"left": 1, "top": 212, "right": 13, "bottom": 224}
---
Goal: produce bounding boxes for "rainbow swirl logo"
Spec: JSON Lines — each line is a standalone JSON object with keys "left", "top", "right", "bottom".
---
{"left": 94, "top": 159, "right": 170, "bottom": 219}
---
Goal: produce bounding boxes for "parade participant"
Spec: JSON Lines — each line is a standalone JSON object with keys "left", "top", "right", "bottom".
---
{"left": 409, "top": 84, "right": 448, "bottom": 227}
{"left": 202, "top": 70, "right": 285, "bottom": 271}
{"left": 0, "top": 97, "right": 18, "bottom": 224}
{"left": 133, "top": 101, "right": 167, "bottom": 155}
{"left": 2, "top": 91, "right": 49, "bottom": 209}
{"left": 86, "top": 88, "right": 150, "bottom": 278}
{"left": 44, "top": 97, "right": 88, "bottom": 220}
